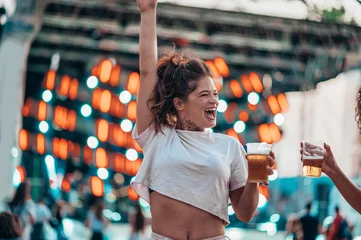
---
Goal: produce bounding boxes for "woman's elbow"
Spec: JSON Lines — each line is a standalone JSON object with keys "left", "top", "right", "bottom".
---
{"left": 236, "top": 212, "right": 254, "bottom": 223}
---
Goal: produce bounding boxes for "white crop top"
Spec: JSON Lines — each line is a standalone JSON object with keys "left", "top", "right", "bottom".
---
{"left": 130, "top": 124, "right": 248, "bottom": 225}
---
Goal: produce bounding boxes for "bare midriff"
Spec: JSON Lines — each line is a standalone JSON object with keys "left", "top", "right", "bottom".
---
{"left": 150, "top": 191, "right": 225, "bottom": 239}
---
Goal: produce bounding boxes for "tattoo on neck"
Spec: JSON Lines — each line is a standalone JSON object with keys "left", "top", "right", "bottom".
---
{"left": 180, "top": 118, "right": 203, "bottom": 131}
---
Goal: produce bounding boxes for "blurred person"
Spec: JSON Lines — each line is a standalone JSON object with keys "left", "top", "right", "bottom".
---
{"left": 129, "top": 203, "right": 145, "bottom": 240}
{"left": 0, "top": 211, "right": 23, "bottom": 239}
{"left": 6, "top": 181, "right": 35, "bottom": 240}
{"left": 286, "top": 213, "right": 303, "bottom": 240}
{"left": 30, "top": 198, "right": 52, "bottom": 240}
{"left": 85, "top": 198, "right": 109, "bottom": 240}
{"left": 301, "top": 88, "right": 361, "bottom": 214}
{"left": 51, "top": 200, "right": 68, "bottom": 240}
{"left": 299, "top": 202, "right": 319, "bottom": 240}
{"left": 131, "top": 0, "right": 275, "bottom": 239}
{"left": 326, "top": 206, "right": 351, "bottom": 240}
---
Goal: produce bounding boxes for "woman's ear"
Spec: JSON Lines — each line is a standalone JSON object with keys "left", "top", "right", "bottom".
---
{"left": 173, "top": 97, "right": 184, "bottom": 111}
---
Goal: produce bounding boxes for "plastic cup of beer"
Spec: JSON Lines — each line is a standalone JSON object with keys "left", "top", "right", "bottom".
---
{"left": 246, "top": 142, "right": 272, "bottom": 183}
{"left": 301, "top": 141, "right": 325, "bottom": 178}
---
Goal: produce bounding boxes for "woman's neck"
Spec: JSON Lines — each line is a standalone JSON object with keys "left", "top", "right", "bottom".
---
{"left": 176, "top": 117, "right": 204, "bottom": 131}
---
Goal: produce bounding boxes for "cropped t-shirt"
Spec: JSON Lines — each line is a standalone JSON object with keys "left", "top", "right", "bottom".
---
{"left": 130, "top": 124, "right": 248, "bottom": 225}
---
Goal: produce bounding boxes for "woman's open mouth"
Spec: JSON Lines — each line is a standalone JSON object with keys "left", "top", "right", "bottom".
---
{"left": 205, "top": 107, "right": 216, "bottom": 120}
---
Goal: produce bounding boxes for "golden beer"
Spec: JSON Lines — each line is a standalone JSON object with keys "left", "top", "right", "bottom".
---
{"left": 302, "top": 156, "right": 323, "bottom": 177}
{"left": 246, "top": 154, "right": 269, "bottom": 183}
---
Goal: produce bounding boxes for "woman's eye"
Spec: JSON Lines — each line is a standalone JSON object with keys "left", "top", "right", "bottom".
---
{"left": 201, "top": 94, "right": 208, "bottom": 97}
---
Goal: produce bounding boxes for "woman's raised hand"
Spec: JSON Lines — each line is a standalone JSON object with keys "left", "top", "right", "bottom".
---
{"left": 136, "top": 0, "right": 158, "bottom": 12}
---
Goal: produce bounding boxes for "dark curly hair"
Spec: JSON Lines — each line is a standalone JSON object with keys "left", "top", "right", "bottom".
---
{"left": 356, "top": 87, "right": 361, "bottom": 132}
{"left": 0, "top": 212, "right": 23, "bottom": 238}
{"left": 148, "top": 52, "right": 213, "bottom": 133}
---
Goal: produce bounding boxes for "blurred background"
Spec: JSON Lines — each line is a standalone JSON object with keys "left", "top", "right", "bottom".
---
{"left": 1, "top": 0, "right": 361, "bottom": 239}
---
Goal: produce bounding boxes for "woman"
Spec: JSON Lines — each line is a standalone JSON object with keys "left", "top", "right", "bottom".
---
{"left": 0, "top": 211, "right": 23, "bottom": 239}
{"left": 131, "top": 0, "right": 275, "bottom": 239}
{"left": 85, "top": 198, "right": 109, "bottom": 240}
{"left": 301, "top": 88, "right": 361, "bottom": 215}
{"left": 6, "top": 181, "right": 35, "bottom": 240}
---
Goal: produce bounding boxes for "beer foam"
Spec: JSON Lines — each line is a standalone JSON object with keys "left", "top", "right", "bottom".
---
{"left": 247, "top": 149, "right": 270, "bottom": 155}
{"left": 303, "top": 156, "right": 323, "bottom": 160}
{"left": 246, "top": 143, "right": 271, "bottom": 155}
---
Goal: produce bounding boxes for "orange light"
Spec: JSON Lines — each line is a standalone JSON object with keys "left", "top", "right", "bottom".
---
{"left": 238, "top": 111, "right": 249, "bottom": 122}
{"left": 92, "top": 88, "right": 102, "bottom": 110}
{"left": 241, "top": 74, "right": 254, "bottom": 93}
{"left": 127, "top": 72, "right": 140, "bottom": 95}
{"left": 248, "top": 103, "right": 258, "bottom": 112}
{"left": 224, "top": 102, "right": 237, "bottom": 124}
{"left": 115, "top": 100, "right": 125, "bottom": 119}
{"left": 36, "top": 134, "right": 45, "bottom": 154}
{"left": 230, "top": 80, "right": 243, "bottom": 98}
{"left": 69, "top": 78, "right": 79, "bottom": 100}
{"left": 97, "top": 119, "right": 109, "bottom": 142}
{"left": 127, "top": 101, "right": 137, "bottom": 121}
{"left": 72, "top": 143, "right": 80, "bottom": 159}
{"left": 22, "top": 99, "right": 32, "bottom": 117}
{"left": 267, "top": 95, "right": 281, "bottom": 114}
{"left": 205, "top": 60, "right": 221, "bottom": 79}
{"left": 114, "top": 154, "right": 125, "bottom": 172}
{"left": 269, "top": 123, "right": 281, "bottom": 143}
{"left": 92, "top": 65, "right": 99, "bottom": 77}
{"left": 59, "top": 75, "right": 70, "bottom": 97}
{"left": 110, "top": 64, "right": 121, "bottom": 87}
{"left": 84, "top": 146, "right": 92, "bottom": 166}
{"left": 18, "top": 129, "right": 28, "bottom": 151}
{"left": 95, "top": 148, "right": 108, "bottom": 168}
{"left": 59, "top": 138, "right": 68, "bottom": 160}
{"left": 99, "top": 59, "right": 113, "bottom": 83}
{"left": 226, "top": 128, "right": 240, "bottom": 141}
{"left": 258, "top": 124, "right": 272, "bottom": 144}
{"left": 38, "top": 101, "right": 47, "bottom": 121}
{"left": 53, "top": 138, "right": 60, "bottom": 158}
{"left": 16, "top": 166, "right": 26, "bottom": 183}
{"left": 214, "top": 57, "right": 230, "bottom": 78}
{"left": 45, "top": 70, "right": 56, "bottom": 90}
{"left": 249, "top": 72, "right": 264, "bottom": 93}
{"left": 67, "top": 110, "right": 76, "bottom": 132}
{"left": 128, "top": 186, "right": 139, "bottom": 201}
{"left": 90, "top": 176, "right": 104, "bottom": 197}
{"left": 277, "top": 93, "right": 289, "bottom": 112}
{"left": 100, "top": 89, "right": 111, "bottom": 113}
{"left": 61, "top": 178, "right": 71, "bottom": 192}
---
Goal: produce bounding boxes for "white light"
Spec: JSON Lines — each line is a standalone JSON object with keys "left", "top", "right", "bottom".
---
{"left": 130, "top": 176, "right": 136, "bottom": 183}
{"left": 45, "top": 155, "right": 55, "bottom": 171}
{"left": 217, "top": 100, "right": 227, "bottom": 113}
{"left": 268, "top": 170, "right": 278, "bottom": 181}
{"left": 87, "top": 76, "right": 98, "bottom": 89}
{"left": 11, "top": 147, "right": 19, "bottom": 158}
{"left": 13, "top": 169, "right": 21, "bottom": 187}
{"left": 270, "top": 214, "right": 280, "bottom": 223}
{"left": 228, "top": 205, "right": 235, "bottom": 216}
{"left": 81, "top": 104, "right": 92, "bottom": 117}
{"left": 103, "top": 209, "right": 112, "bottom": 219}
{"left": 39, "top": 121, "right": 49, "bottom": 133}
{"left": 42, "top": 90, "right": 53, "bottom": 102}
{"left": 274, "top": 113, "right": 285, "bottom": 126}
{"left": 248, "top": 92, "right": 260, "bottom": 105}
{"left": 205, "top": 128, "right": 213, "bottom": 132}
{"left": 111, "top": 212, "right": 121, "bottom": 221}
{"left": 97, "top": 168, "right": 109, "bottom": 180}
{"left": 233, "top": 121, "right": 246, "bottom": 133}
{"left": 126, "top": 149, "right": 138, "bottom": 161}
{"left": 62, "top": 219, "right": 74, "bottom": 237}
{"left": 258, "top": 194, "right": 268, "bottom": 208}
{"left": 119, "top": 91, "right": 131, "bottom": 104}
{"left": 1, "top": 15, "right": 7, "bottom": 25}
{"left": 121, "top": 119, "right": 133, "bottom": 133}
{"left": 139, "top": 198, "right": 150, "bottom": 209}
{"left": 87, "top": 136, "right": 99, "bottom": 149}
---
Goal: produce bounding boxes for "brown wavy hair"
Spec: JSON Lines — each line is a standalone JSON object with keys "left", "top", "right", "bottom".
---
{"left": 148, "top": 52, "right": 213, "bottom": 133}
{"left": 0, "top": 212, "right": 23, "bottom": 238}
{"left": 356, "top": 87, "right": 361, "bottom": 132}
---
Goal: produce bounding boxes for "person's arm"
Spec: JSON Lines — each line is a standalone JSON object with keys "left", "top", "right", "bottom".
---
{"left": 135, "top": 0, "right": 159, "bottom": 134}
{"left": 329, "top": 168, "right": 361, "bottom": 214}
{"left": 229, "top": 183, "right": 259, "bottom": 222}
{"left": 323, "top": 144, "right": 361, "bottom": 214}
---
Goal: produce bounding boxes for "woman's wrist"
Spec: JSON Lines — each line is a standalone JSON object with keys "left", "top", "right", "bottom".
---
{"left": 141, "top": 8, "right": 156, "bottom": 15}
